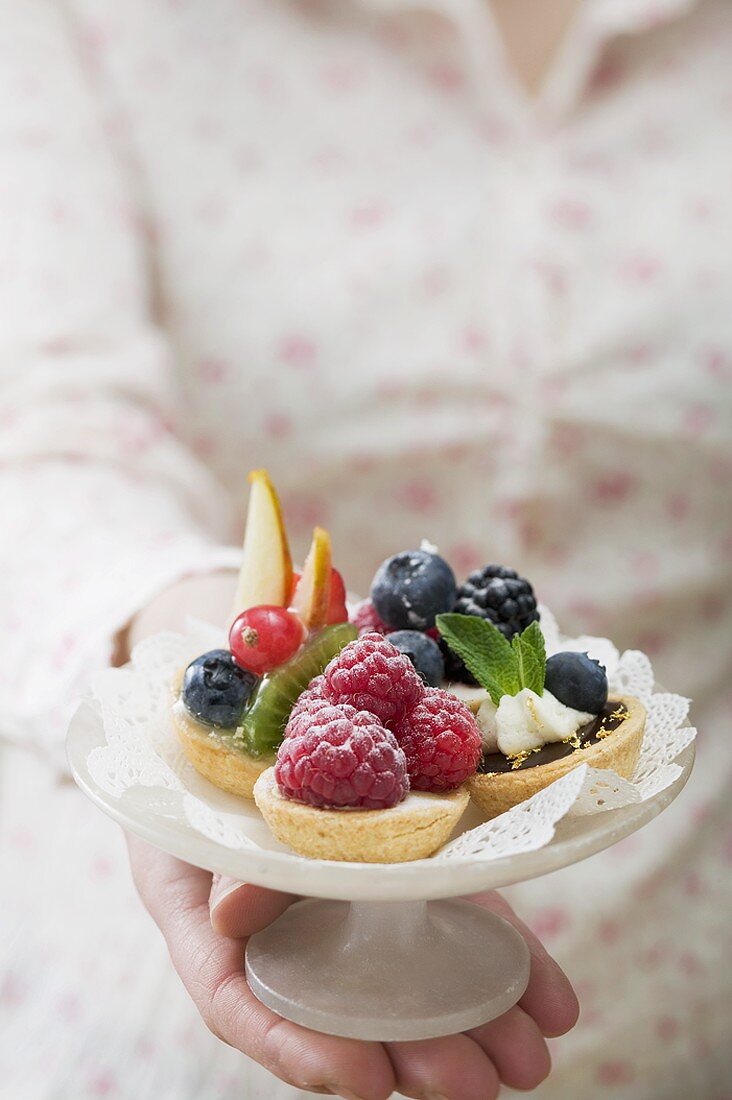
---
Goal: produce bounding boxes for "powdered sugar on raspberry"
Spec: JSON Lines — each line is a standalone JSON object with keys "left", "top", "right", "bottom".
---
{"left": 275, "top": 704, "right": 409, "bottom": 809}
{"left": 284, "top": 676, "right": 330, "bottom": 738}
{"left": 285, "top": 698, "right": 345, "bottom": 740}
{"left": 323, "top": 632, "right": 424, "bottom": 728}
{"left": 393, "top": 687, "right": 482, "bottom": 792}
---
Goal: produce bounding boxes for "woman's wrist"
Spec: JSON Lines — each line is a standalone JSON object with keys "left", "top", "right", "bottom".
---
{"left": 114, "top": 570, "right": 237, "bottom": 666}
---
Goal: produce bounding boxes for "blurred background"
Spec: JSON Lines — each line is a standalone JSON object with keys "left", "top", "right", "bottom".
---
{"left": 1, "top": 1, "right": 730, "bottom": 1097}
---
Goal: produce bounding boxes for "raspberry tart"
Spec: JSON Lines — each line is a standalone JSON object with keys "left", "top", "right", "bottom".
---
{"left": 253, "top": 633, "right": 480, "bottom": 862}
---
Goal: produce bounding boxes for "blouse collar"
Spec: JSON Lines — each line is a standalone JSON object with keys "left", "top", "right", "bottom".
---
{"left": 363, "top": 0, "right": 705, "bottom": 119}
{"left": 365, "top": 0, "right": 702, "bottom": 37}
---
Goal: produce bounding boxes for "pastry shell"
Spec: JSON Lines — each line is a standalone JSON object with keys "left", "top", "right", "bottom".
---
{"left": 254, "top": 768, "right": 470, "bottom": 863}
{"left": 467, "top": 693, "right": 646, "bottom": 819}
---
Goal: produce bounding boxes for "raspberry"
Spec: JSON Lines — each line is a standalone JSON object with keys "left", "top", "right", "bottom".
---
{"left": 293, "top": 673, "right": 327, "bottom": 708}
{"left": 393, "top": 688, "right": 482, "bottom": 792}
{"left": 286, "top": 699, "right": 361, "bottom": 740}
{"left": 275, "top": 704, "right": 409, "bottom": 809}
{"left": 351, "top": 599, "right": 390, "bottom": 636}
{"left": 323, "top": 632, "right": 424, "bottom": 728}
{"left": 284, "top": 678, "right": 332, "bottom": 738}
{"left": 306, "top": 673, "right": 327, "bottom": 698}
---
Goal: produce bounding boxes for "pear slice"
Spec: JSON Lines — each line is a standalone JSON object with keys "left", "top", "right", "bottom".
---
{"left": 291, "top": 527, "right": 333, "bottom": 631}
{"left": 232, "top": 470, "right": 293, "bottom": 616}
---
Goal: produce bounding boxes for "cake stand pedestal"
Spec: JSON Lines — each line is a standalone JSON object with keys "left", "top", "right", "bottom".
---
{"left": 66, "top": 697, "right": 694, "bottom": 1042}
{"left": 246, "top": 897, "right": 529, "bottom": 1040}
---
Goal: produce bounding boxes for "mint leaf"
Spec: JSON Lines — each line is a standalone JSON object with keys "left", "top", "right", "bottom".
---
{"left": 436, "top": 613, "right": 519, "bottom": 705}
{"left": 511, "top": 620, "right": 546, "bottom": 695}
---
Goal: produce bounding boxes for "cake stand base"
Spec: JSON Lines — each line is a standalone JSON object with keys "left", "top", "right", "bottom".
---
{"left": 245, "top": 897, "right": 531, "bottom": 1041}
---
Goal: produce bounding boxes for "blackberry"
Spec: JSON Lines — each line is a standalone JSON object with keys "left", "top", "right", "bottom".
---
{"left": 441, "top": 564, "right": 540, "bottom": 683}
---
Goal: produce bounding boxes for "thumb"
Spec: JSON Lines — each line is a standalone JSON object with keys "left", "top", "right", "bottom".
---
{"left": 209, "top": 876, "right": 299, "bottom": 938}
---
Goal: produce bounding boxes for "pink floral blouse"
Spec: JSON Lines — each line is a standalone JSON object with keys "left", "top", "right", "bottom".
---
{"left": 1, "top": 1, "right": 731, "bottom": 1097}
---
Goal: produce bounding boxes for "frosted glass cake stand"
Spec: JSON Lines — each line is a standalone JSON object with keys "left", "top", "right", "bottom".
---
{"left": 67, "top": 698, "right": 694, "bottom": 1041}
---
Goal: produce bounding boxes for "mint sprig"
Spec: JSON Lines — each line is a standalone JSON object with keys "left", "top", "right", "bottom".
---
{"left": 436, "top": 613, "right": 519, "bottom": 703}
{"left": 436, "top": 613, "right": 546, "bottom": 706}
{"left": 510, "top": 620, "right": 546, "bottom": 697}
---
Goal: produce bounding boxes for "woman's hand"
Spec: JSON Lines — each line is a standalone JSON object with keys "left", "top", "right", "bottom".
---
{"left": 127, "top": 836, "right": 579, "bottom": 1100}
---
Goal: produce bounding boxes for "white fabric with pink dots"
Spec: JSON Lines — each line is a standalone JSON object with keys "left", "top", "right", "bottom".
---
{"left": 0, "top": 0, "right": 731, "bottom": 1096}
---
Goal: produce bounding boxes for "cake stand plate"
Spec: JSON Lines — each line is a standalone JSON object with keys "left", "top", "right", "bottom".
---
{"left": 67, "top": 698, "right": 694, "bottom": 1040}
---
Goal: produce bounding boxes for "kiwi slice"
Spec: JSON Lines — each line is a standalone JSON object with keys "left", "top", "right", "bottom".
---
{"left": 236, "top": 622, "right": 357, "bottom": 757}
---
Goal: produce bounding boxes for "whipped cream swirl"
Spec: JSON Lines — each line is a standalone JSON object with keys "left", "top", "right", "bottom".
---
{"left": 476, "top": 689, "right": 594, "bottom": 757}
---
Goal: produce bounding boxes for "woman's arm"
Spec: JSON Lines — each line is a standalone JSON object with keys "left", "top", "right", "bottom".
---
{"left": 1, "top": 10, "right": 578, "bottom": 1094}
{"left": 0, "top": 1, "right": 237, "bottom": 767}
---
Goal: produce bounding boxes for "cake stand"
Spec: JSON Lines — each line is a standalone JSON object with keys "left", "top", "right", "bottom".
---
{"left": 67, "top": 697, "right": 694, "bottom": 1041}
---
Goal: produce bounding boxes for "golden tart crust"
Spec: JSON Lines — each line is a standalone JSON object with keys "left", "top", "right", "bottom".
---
{"left": 253, "top": 768, "right": 470, "bottom": 863}
{"left": 467, "top": 693, "right": 646, "bottom": 820}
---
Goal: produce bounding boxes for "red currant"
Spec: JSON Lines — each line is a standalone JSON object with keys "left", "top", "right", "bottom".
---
{"left": 229, "top": 606, "right": 306, "bottom": 675}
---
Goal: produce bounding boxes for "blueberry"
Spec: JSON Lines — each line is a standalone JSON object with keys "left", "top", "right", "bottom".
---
{"left": 182, "top": 649, "right": 259, "bottom": 728}
{"left": 371, "top": 550, "right": 457, "bottom": 631}
{"left": 387, "top": 630, "right": 445, "bottom": 687}
{"left": 544, "top": 652, "right": 608, "bottom": 714}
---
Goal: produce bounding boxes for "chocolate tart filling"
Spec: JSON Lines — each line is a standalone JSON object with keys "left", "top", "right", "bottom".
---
{"left": 478, "top": 701, "right": 629, "bottom": 774}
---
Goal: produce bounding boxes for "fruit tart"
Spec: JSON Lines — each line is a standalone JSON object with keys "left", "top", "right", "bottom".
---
{"left": 438, "top": 616, "right": 645, "bottom": 818}
{"left": 253, "top": 632, "right": 482, "bottom": 862}
{"left": 175, "top": 477, "right": 645, "bottom": 850}
{"left": 172, "top": 469, "right": 356, "bottom": 799}
{"left": 350, "top": 548, "right": 646, "bottom": 820}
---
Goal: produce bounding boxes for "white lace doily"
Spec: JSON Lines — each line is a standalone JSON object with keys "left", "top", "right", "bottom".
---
{"left": 86, "top": 614, "right": 696, "bottom": 863}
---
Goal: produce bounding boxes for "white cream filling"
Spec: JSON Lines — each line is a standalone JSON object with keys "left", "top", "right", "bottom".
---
{"left": 476, "top": 688, "right": 594, "bottom": 757}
